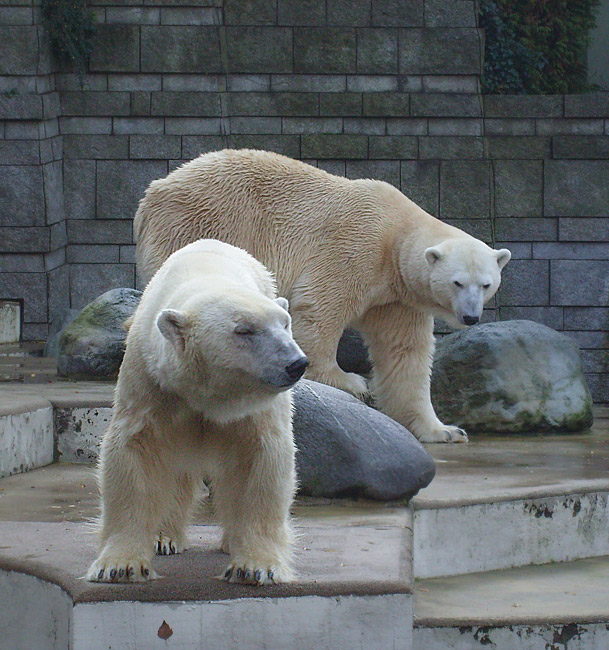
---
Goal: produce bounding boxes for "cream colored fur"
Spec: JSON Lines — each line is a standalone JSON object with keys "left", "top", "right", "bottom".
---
{"left": 86, "top": 239, "right": 305, "bottom": 585}
{"left": 134, "top": 149, "right": 510, "bottom": 443}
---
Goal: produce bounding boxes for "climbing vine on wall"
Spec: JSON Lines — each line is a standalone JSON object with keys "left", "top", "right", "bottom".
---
{"left": 41, "top": 0, "right": 96, "bottom": 74}
{"left": 480, "top": 0, "right": 601, "bottom": 94}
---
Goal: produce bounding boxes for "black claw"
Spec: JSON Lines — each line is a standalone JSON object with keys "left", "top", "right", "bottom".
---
{"left": 236, "top": 568, "right": 243, "bottom": 579}
{"left": 109, "top": 568, "right": 117, "bottom": 580}
{"left": 244, "top": 569, "right": 252, "bottom": 581}
{"left": 155, "top": 542, "right": 160, "bottom": 554}
{"left": 170, "top": 543, "right": 175, "bottom": 554}
{"left": 224, "top": 567, "right": 233, "bottom": 579}
{"left": 267, "top": 570, "right": 274, "bottom": 582}
{"left": 254, "top": 570, "right": 262, "bottom": 582}
{"left": 142, "top": 566, "right": 149, "bottom": 577}
{"left": 118, "top": 568, "right": 125, "bottom": 578}
{"left": 127, "top": 566, "right": 134, "bottom": 578}
{"left": 97, "top": 569, "right": 104, "bottom": 580}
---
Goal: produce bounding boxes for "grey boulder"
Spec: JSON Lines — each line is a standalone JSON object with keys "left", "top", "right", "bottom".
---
{"left": 431, "top": 320, "right": 593, "bottom": 433}
{"left": 57, "top": 288, "right": 142, "bottom": 380}
{"left": 292, "top": 379, "right": 436, "bottom": 501}
{"left": 336, "top": 328, "right": 372, "bottom": 376}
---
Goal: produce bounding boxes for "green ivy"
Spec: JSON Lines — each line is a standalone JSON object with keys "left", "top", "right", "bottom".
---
{"left": 41, "top": 0, "right": 96, "bottom": 74}
{"left": 480, "top": 0, "right": 601, "bottom": 94}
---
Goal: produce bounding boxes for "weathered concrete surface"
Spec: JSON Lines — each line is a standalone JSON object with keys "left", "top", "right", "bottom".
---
{"left": 55, "top": 406, "right": 112, "bottom": 463}
{"left": 413, "top": 556, "right": 609, "bottom": 650}
{"left": 0, "top": 406, "right": 53, "bottom": 478}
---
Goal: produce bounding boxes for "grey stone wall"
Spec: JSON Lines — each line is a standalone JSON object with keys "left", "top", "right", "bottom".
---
{"left": 1, "top": 0, "right": 608, "bottom": 402}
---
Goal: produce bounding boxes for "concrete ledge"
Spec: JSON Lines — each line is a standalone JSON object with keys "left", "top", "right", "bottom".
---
{"left": 0, "top": 406, "right": 53, "bottom": 478}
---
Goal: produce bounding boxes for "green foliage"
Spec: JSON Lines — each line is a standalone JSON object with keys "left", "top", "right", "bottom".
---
{"left": 41, "top": 0, "right": 96, "bottom": 74}
{"left": 480, "top": 0, "right": 601, "bottom": 94}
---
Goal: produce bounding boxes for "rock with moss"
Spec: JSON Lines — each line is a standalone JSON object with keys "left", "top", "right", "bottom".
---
{"left": 431, "top": 320, "right": 593, "bottom": 433}
{"left": 57, "top": 288, "right": 142, "bottom": 380}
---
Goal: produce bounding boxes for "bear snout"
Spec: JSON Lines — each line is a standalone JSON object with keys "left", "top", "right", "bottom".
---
{"left": 462, "top": 315, "right": 479, "bottom": 326}
{"left": 285, "top": 356, "right": 308, "bottom": 382}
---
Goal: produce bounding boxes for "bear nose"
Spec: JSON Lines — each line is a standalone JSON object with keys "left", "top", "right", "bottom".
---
{"left": 463, "top": 315, "right": 479, "bottom": 326}
{"left": 285, "top": 356, "right": 308, "bottom": 382}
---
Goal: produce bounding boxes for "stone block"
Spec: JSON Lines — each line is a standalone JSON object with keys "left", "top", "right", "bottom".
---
{"left": 3, "top": 121, "right": 41, "bottom": 140}
{"left": 565, "top": 94, "right": 609, "bottom": 118}
{"left": 165, "top": 118, "right": 222, "bottom": 135}
{"left": 64, "top": 160, "right": 96, "bottom": 221}
{"left": 372, "top": 0, "right": 423, "bottom": 26}
{"left": 328, "top": 0, "right": 372, "bottom": 26}
{"left": 0, "top": 254, "right": 44, "bottom": 274}
{"left": 141, "top": 26, "right": 222, "bottom": 73}
{"left": 566, "top": 331, "right": 608, "bottom": 349}
{"left": 67, "top": 245, "right": 120, "bottom": 264}
{"left": 0, "top": 272, "right": 46, "bottom": 322}
{"left": 387, "top": 118, "right": 427, "bottom": 135}
{"left": 536, "top": 119, "right": 604, "bottom": 136}
{"left": 271, "top": 75, "right": 345, "bottom": 92}
{"left": 160, "top": 7, "right": 221, "bottom": 25}
{"left": 398, "top": 75, "right": 424, "bottom": 92}
{"left": 484, "top": 119, "right": 536, "bottom": 136}
{"left": 0, "top": 27, "right": 38, "bottom": 74}
{"left": 108, "top": 75, "right": 162, "bottom": 92}
{"left": 369, "top": 135, "right": 417, "bottom": 159}
{"left": 230, "top": 117, "right": 282, "bottom": 134}
{"left": 497, "top": 259, "right": 549, "bottom": 306}
{"left": 55, "top": 74, "right": 107, "bottom": 92}
{"left": 498, "top": 306, "right": 564, "bottom": 331}
{"left": 0, "top": 7, "right": 33, "bottom": 25}
{"left": 43, "top": 161, "right": 64, "bottom": 225}
{"left": 494, "top": 160, "right": 542, "bottom": 218}
{"left": 282, "top": 117, "right": 343, "bottom": 134}
{"left": 59, "top": 117, "right": 112, "bottom": 135}
{"left": 130, "top": 92, "right": 152, "bottom": 116}
{"left": 69, "top": 264, "right": 135, "bottom": 311}
{"left": 494, "top": 217, "right": 557, "bottom": 242}
{"left": 89, "top": 25, "right": 140, "bottom": 73}
{"left": 553, "top": 136, "right": 609, "bottom": 159}
{"left": 63, "top": 135, "right": 129, "bottom": 159}
{"left": 564, "top": 307, "right": 609, "bottom": 331}
{"left": 559, "top": 218, "right": 609, "bottom": 242}
{"left": 425, "top": 0, "right": 475, "bottom": 26}
{"left": 224, "top": 0, "right": 276, "bottom": 24}
{"left": 0, "top": 166, "right": 45, "bottom": 227}
{"left": 294, "top": 28, "right": 357, "bottom": 74}
{"left": 22, "top": 323, "right": 49, "bottom": 340}
{"left": 550, "top": 260, "right": 609, "bottom": 306}
{"left": 421, "top": 75, "right": 479, "bottom": 93}
{"left": 227, "top": 75, "right": 270, "bottom": 92}
{"left": 483, "top": 95, "right": 563, "bottom": 118}
{"left": 418, "top": 136, "right": 483, "bottom": 159}
{"left": 105, "top": 7, "right": 160, "bottom": 23}
{"left": 400, "top": 160, "right": 438, "bottom": 213}
{"left": 493, "top": 242, "right": 532, "bottom": 259}
{"left": 301, "top": 134, "right": 368, "bottom": 159}
{"left": 181, "top": 135, "right": 226, "bottom": 158}
{"left": 0, "top": 227, "right": 49, "bottom": 253}
{"left": 317, "top": 160, "right": 346, "bottom": 175}
{"left": 399, "top": 28, "right": 482, "bottom": 74}
{"left": 228, "top": 92, "right": 318, "bottom": 116}
{"left": 225, "top": 27, "right": 293, "bottom": 73}
{"left": 533, "top": 242, "right": 609, "bottom": 260}
{"left": 545, "top": 161, "right": 609, "bottom": 217}
{"left": 344, "top": 117, "right": 385, "bottom": 134}
{"left": 0, "top": 94, "right": 43, "bottom": 120}
{"left": 151, "top": 92, "right": 220, "bottom": 116}
{"left": 587, "top": 373, "right": 609, "bottom": 402}
{"left": 346, "top": 160, "right": 400, "bottom": 186}
{"left": 443, "top": 218, "right": 492, "bottom": 241}
{"left": 428, "top": 118, "right": 482, "bottom": 135}
{"left": 357, "top": 28, "right": 398, "bottom": 74}
{"left": 411, "top": 93, "right": 481, "bottom": 117}
{"left": 50, "top": 221, "right": 67, "bottom": 250}
{"left": 113, "top": 117, "right": 164, "bottom": 135}
{"left": 363, "top": 92, "right": 409, "bottom": 116}
{"left": 129, "top": 135, "right": 182, "bottom": 159}
{"left": 278, "top": 0, "right": 325, "bottom": 25}
{"left": 67, "top": 220, "right": 133, "bottom": 245}
{"left": 164, "top": 75, "right": 222, "bottom": 92}
{"left": 226, "top": 135, "right": 300, "bottom": 158}
{"left": 320, "top": 93, "right": 363, "bottom": 116}
{"left": 0, "top": 140, "right": 40, "bottom": 165}
{"left": 347, "top": 75, "right": 398, "bottom": 92}
{"left": 120, "top": 245, "right": 136, "bottom": 264}
{"left": 439, "top": 160, "right": 490, "bottom": 218}
{"left": 45, "top": 247, "right": 66, "bottom": 272}
{"left": 486, "top": 137, "right": 551, "bottom": 159}
{"left": 96, "top": 160, "right": 167, "bottom": 220}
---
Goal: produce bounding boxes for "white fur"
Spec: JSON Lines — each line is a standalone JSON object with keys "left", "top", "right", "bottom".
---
{"left": 86, "top": 239, "right": 305, "bottom": 585}
{"left": 134, "top": 149, "right": 511, "bottom": 443}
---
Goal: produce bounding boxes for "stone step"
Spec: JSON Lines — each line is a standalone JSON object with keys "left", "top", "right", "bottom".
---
{"left": 413, "top": 556, "right": 609, "bottom": 650}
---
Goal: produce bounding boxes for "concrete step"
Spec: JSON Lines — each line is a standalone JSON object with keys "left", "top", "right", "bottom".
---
{"left": 413, "top": 556, "right": 609, "bottom": 650}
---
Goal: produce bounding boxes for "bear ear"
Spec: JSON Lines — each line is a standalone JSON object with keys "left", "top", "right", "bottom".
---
{"left": 274, "top": 296, "right": 290, "bottom": 312}
{"left": 157, "top": 309, "right": 188, "bottom": 350}
{"left": 495, "top": 248, "right": 511, "bottom": 270}
{"left": 424, "top": 246, "right": 443, "bottom": 266}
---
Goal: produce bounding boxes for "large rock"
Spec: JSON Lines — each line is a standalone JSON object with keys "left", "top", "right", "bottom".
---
{"left": 431, "top": 320, "right": 593, "bottom": 433}
{"left": 336, "top": 328, "right": 372, "bottom": 375}
{"left": 57, "top": 288, "right": 142, "bottom": 380}
{"left": 292, "top": 379, "right": 436, "bottom": 501}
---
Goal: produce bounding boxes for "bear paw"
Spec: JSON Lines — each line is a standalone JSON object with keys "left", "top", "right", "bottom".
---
{"left": 220, "top": 561, "right": 292, "bottom": 586}
{"left": 418, "top": 425, "right": 469, "bottom": 444}
{"left": 155, "top": 533, "right": 185, "bottom": 556}
{"left": 86, "top": 554, "right": 157, "bottom": 583}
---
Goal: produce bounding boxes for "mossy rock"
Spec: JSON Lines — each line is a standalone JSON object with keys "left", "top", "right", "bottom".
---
{"left": 431, "top": 320, "right": 593, "bottom": 434}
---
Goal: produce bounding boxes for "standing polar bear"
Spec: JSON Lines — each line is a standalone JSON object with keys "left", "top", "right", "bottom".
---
{"left": 135, "top": 149, "right": 511, "bottom": 443}
{"left": 87, "top": 239, "right": 307, "bottom": 584}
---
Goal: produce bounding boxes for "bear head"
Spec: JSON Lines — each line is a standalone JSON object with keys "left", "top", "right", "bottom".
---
{"left": 422, "top": 238, "right": 511, "bottom": 329}
{"left": 155, "top": 290, "right": 307, "bottom": 422}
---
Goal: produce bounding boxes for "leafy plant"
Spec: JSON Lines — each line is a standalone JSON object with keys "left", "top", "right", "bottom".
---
{"left": 480, "top": 0, "right": 601, "bottom": 94}
{"left": 41, "top": 0, "right": 96, "bottom": 74}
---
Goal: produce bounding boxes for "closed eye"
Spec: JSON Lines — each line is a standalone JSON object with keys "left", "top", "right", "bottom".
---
{"left": 482, "top": 283, "right": 491, "bottom": 290}
{"left": 234, "top": 325, "right": 256, "bottom": 336}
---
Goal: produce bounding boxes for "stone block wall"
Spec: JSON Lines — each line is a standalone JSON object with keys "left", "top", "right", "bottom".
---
{"left": 0, "top": 0, "right": 608, "bottom": 401}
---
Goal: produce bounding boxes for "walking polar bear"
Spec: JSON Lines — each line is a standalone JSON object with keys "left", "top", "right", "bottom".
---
{"left": 87, "top": 239, "right": 307, "bottom": 584}
{"left": 134, "top": 149, "right": 511, "bottom": 443}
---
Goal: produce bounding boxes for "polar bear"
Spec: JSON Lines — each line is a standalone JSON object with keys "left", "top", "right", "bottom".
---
{"left": 134, "top": 149, "right": 511, "bottom": 443}
{"left": 86, "top": 239, "right": 307, "bottom": 584}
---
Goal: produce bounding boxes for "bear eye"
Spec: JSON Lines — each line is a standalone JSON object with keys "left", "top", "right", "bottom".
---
{"left": 234, "top": 324, "right": 256, "bottom": 336}
{"left": 453, "top": 281, "right": 463, "bottom": 288}
{"left": 482, "top": 283, "right": 491, "bottom": 290}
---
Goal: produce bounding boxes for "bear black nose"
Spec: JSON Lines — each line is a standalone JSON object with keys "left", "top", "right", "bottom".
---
{"left": 463, "top": 315, "right": 479, "bottom": 326}
{"left": 285, "top": 356, "right": 308, "bottom": 381}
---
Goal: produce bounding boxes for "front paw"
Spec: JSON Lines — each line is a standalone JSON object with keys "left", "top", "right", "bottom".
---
{"left": 220, "top": 560, "right": 293, "bottom": 586}
{"left": 155, "top": 532, "right": 185, "bottom": 556}
{"left": 418, "top": 425, "right": 469, "bottom": 444}
{"left": 86, "top": 552, "right": 157, "bottom": 583}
